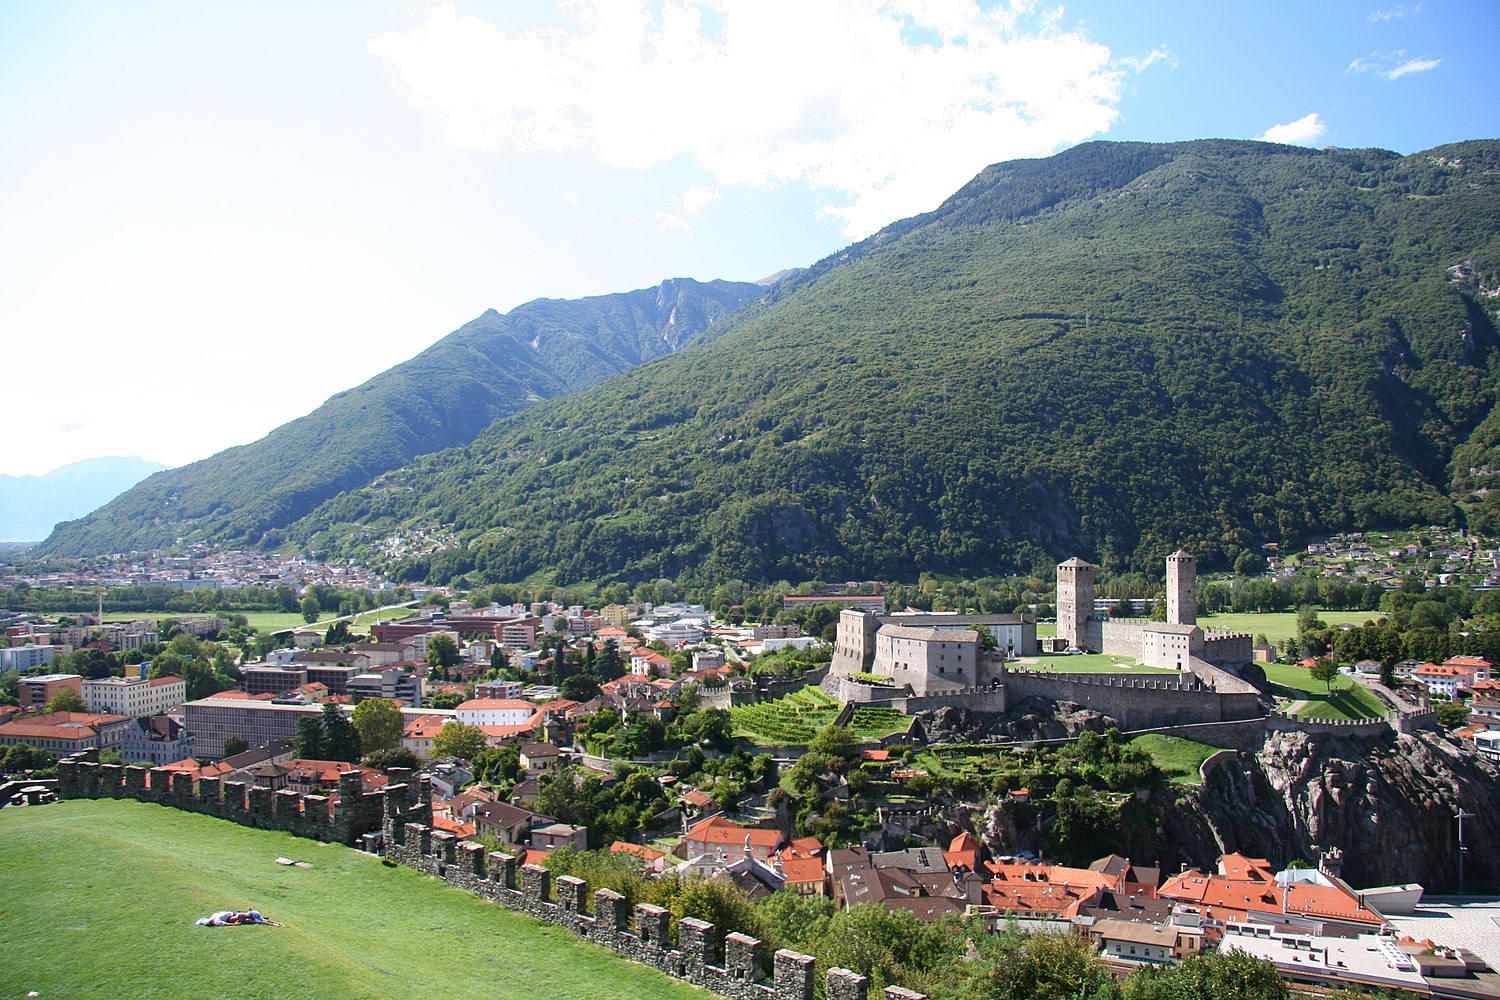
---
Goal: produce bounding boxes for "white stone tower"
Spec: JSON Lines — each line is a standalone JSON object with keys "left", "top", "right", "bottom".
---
{"left": 1056, "top": 556, "right": 1096, "bottom": 650}
{"left": 1166, "top": 548, "right": 1197, "bottom": 626}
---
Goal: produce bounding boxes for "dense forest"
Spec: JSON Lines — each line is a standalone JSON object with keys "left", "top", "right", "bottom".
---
{"left": 279, "top": 139, "right": 1500, "bottom": 586}
{"left": 37, "top": 278, "right": 769, "bottom": 556}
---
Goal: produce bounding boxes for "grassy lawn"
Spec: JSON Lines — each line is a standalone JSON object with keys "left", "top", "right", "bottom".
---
{"left": 0, "top": 799, "right": 709, "bottom": 1000}
{"left": 102, "top": 610, "right": 311, "bottom": 632}
{"left": 1257, "top": 661, "right": 1388, "bottom": 721}
{"left": 352, "top": 606, "right": 417, "bottom": 628}
{"left": 1195, "top": 610, "right": 1384, "bottom": 643}
{"left": 1127, "top": 734, "right": 1226, "bottom": 786}
{"left": 1011, "top": 653, "right": 1180, "bottom": 674}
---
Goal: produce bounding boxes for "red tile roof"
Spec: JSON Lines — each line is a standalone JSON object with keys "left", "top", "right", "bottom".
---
{"left": 683, "top": 816, "right": 783, "bottom": 850}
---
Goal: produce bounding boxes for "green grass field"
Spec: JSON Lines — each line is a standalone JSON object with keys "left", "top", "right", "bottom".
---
{"left": 0, "top": 799, "right": 708, "bottom": 1000}
{"left": 101, "top": 610, "right": 311, "bottom": 632}
{"left": 1127, "top": 734, "right": 1226, "bottom": 785}
{"left": 1257, "top": 661, "right": 1388, "bottom": 721}
{"left": 1012, "top": 653, "right": 1180, "bottom": 674}
{"left": 1196, "top": 610, "right": 1385, "bottom": 643}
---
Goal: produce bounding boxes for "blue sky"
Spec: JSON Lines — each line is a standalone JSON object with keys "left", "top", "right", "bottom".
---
{"left": 2, "top": 0, "right": 1495, "bottom": 477}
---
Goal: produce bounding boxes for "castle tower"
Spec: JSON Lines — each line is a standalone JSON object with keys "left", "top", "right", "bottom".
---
{"left": 1166, "top": 549, "right": 1197, "bottom": 626}
{"left": 1056, "top": 557, "right": 1095, "bottom": 650}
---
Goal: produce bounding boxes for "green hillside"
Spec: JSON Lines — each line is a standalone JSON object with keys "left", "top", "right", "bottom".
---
{"left": 0, "top": 799, "right": 706, "bottom": 1000}
{"left": 290, "top": 139, "right": 1500, "bottom": 586}
{"left": 38, "top": 278, "right": 768, "bottom": 556}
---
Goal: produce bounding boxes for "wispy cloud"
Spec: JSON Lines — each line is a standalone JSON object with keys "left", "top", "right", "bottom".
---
{"left": 1117, "top": 46, "right": 1176, "bottom": 73}
{"left": 1369, "top": 3, "right": 1422, "bottom": 22}
{"left": 1257, "top": 113, "right": 1326, "bottom": 146}
{"left": 369, "top": 1, "right": 1133, "bottom": 236}
{"left": 1347, "top": 49, "right": 1442, "bottom": 80}
{"left": 653, "top": 211, "right": 692, "bottom": 233}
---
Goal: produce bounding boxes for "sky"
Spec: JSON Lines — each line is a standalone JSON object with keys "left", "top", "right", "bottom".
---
{"left": 2, "top": 0, "right": 1496, "bottom": 478}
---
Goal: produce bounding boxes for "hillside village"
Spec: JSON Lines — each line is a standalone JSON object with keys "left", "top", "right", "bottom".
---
{"left": 4, "top": 541, "right": 1500, "bottom": 997}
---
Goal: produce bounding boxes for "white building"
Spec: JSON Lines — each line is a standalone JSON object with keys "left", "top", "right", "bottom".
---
{"left": 455, "top": 698, "right": 536, "bottom": 727}
{"left": 82, "top": 675, "right": 187, "bottom": 717}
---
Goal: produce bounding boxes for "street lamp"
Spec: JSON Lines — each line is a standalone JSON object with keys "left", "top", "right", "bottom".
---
{"left": 1456, "top": 807, "right": 1475, "bottom": 894}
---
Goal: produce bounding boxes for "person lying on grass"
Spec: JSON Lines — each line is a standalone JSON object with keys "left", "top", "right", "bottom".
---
{"left": 196, "top": 910, "right": 284, "bottom": 926}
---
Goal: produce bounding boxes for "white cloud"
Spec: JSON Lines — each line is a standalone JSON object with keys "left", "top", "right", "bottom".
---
{"left": 678, "top": 184, "right": 723, "bottom": 217}
{"left": 653, "top": 211, "right": 692, "bottom": 232}
{"left": 1369, "top": 4, "right": 1421, "bottom": 22}
{"left": 558, "top": 190, "right": 581, "bottom": 207}
{"left": 1257, "top": 113, "right": 1326, "bottom": 147}
{"left": 1347, "top": 49, "right": 1441, "bottom": 80}
{"left": 369, "top": 1, "right": 1128, "bottom": 236}
{"left": 1117, "top": 46, "right": 1176, "bottom": 73}
{"left": 1386, "top": 56, "right": 1441, "bottom": 79}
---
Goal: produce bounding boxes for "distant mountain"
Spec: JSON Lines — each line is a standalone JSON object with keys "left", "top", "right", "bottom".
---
{"left": 38, "top": 278, "right": 770, "bottom": 556}
{"left": 287, "top": 139, "right": 1500, "bottom": 585}
{"left": 0, "top": 457, "right": 168, "bottom": 543}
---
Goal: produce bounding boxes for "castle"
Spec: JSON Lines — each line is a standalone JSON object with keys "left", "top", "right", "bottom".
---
{"left": 826, "top": 550, "right": 1260, "bottom": 730}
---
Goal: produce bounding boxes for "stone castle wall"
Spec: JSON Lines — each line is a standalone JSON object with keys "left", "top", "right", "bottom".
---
{"left": 54, "top": 757, "right": 390, "bottom": 845}
{"left": 380, "top": 793, "right": 924, "bottom": 1000}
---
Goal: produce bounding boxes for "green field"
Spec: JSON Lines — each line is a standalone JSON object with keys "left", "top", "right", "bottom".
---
{"left": 1012, "top": 653, "right": 1180, "bottom": 674}
{"left": 0, "top": 799, "right": 707, "bottom": 1000}
{"left": 1039, "top": 610, "right": 1382, "bottom": 645}
{"left": 730, "top": 685, "right": 909, "bottom": 746}
{"left": 1196, "top": 610, "right": 1384, "bottom": 643}
{"left": 102, "top": 610, "right": 311, "bottom": 632}
{"left": 1257, "top": 661, "right": 1388, "bottom": 721}
{"left": 1127, "top": 734, "right": 1226, "bottom": 786}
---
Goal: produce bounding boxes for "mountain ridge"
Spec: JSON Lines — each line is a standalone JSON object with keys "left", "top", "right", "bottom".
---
{"left": 38, "top": 277, "right": 770, "bottom": 556}
{"left": 0, "top": 457, "right": 167, "bottom": 543}
{"left": 284, "top": 138, "right": 1500, "bottom": 586}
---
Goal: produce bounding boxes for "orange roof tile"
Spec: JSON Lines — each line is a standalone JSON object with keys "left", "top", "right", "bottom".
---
{"left": 683, "top": 816, "right": 783, "bottom": 849}
{"left": 610, "top": 841, "right": 666, "bottom": 862}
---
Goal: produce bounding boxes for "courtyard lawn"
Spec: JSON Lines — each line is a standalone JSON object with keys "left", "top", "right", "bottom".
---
{"left": 0, "top": 799, "right": 709, "bottom": 1000}
{"left": 1127, "top": 734, "right": 1226, "bottom": 786}
{"left": 1011, "top": 653, "right": 1180, "bottom": 675}
{"left": 1195, "top": 610, "right": 1385, "bottom": 644}
{"left": 1257, "top": 661, "right": 1388, "bottom": 722}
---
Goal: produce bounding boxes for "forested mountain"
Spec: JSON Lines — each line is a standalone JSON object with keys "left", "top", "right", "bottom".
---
{"left": 287, "top": 139, "right": 1500, "bottom": 587}
{"left": 38, "top": 278, "right": 769, "bottom": 556}
{"left": 0, "top": 457, "right": 166, "bottom": 542}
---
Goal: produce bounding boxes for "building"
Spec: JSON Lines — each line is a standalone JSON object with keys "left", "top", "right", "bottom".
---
{"left": 82, "top": 675, "right": 186, "bottom": 717}
{"left": 346, "top": 669, "right": 422, "bottom": 706}
{"left": 182, "top": 695, "right": 330, "bottom": 757}
{"left": 829, "top": 612, "right": 1037, "bottom": 696}
{"left": 0, "top": 643, "right": 60, "bottom": 672}
{"left": 681, "top": 816, "right": 784, "bottom": 863}
{"left": 0, "top": 711, "right": 132, "bottom": 753}
{"left": 782, "top": 594, "right": 886, "bottom": 613}
{"left": 475, "top": 679, "right": 523, "bottom": 700}
{"left": 455, "top": 699, "right": 536, "bottom": 727}
{"left": 121, "top": 715, "right": 195, "bottom": 765}
{"left": 17, "top": 673, "right": 82, "bottom": 710}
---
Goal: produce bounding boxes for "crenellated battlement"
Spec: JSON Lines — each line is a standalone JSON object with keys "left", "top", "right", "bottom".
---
{"left": 380, "top": 794, "right": 926, "bottom": 1000}
{"left": 55, "top": 756, "right": 384, "bottom": 845}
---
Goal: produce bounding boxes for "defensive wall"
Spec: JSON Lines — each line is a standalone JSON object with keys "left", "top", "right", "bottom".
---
{"left": 377, "top": 792, "right": 927, "bottom": 1000}
{"left": 55, "top": 756, "right": 390, "bottom": 845}
{"left": 49, "top": 756, "right": 929, "bottom": 1000}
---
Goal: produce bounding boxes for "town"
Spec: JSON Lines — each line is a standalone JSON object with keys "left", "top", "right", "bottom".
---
{"left": 3, "top": 539, "right": 1500, "bottom": 999}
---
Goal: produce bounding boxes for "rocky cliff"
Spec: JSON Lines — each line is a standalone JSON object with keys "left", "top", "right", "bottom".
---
{"left": 1166, "top": 728, "right": 1500, "bottom": 891}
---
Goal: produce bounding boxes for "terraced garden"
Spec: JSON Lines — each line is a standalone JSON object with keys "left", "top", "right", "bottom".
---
{"left": 730, "top": 686, "right": 910, "bottom": 746}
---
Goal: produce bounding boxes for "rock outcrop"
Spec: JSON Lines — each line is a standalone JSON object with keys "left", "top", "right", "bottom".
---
{"left": 1166, "top": 728, "right": 1500, "bottom": 891}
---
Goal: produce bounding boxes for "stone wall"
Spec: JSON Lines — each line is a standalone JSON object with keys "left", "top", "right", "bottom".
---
{"left": 54, "top": 757, "right": 393, "bottom": 845}
{"left": 1002, "top": 668, "right": 1239, "bottom": 729}
{"left": 381, "top": 793, "right": 926, "bottom": 1000}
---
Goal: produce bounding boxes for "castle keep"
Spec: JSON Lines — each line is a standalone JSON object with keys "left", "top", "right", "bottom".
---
{"left": 827, "top": 550, "right": 1259, "bottom": 729}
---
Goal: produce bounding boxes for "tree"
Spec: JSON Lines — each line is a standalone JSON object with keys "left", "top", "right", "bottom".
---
{"left": 365, "top": 746, "right": 420, "bottom": 771}
{"left": 1435, "top": 700, "right": 1470, "bottom": 731}
{"left": 1309, "top": 657, "right": 1340, "bottom": 693}
{"left": 352, "top": 698, "right": 403, "bottom": 755}
{"left": 43, "top": 685, "right": 86, "bottom": 714}
{"left": 322, "top": 702, "right": 361, "bottom": 761}
{"left": 300, "top": 595, "right": 321, "bottom": 623}
{"left": 427, "top": 633, "right": 461, "bottom": 672}
{"left": 222, "top": 737, "right": 249, "bottom": 758}
{"left": 560, "top": 673, "right": 601, "bottom": 701}
{"left": 294, "top": 715, "right": 326, "bottom": 760}
{"left": 808, "top": 724, "right": 855, "bottom": 757}
{"left": 978, "top": 927, "right": 1114, "bottom": 1000}
{"left": 431, "top": 721, "right": 488, "bottom": 761}
{"left": 428, "top": 690, "right": 465, "bottom": 710}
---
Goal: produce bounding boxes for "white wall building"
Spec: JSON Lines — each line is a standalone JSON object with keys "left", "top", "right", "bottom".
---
{"left": 455, "top": 698, "right": 536, "bottom": 727}
{"left": 82, "top": 675, "right": 187, "bottom": 717}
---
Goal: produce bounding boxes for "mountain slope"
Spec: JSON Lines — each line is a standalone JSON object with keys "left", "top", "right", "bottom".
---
{"left": 38, "top": 278, "right": 769, "bottom": 556}
{"left": 0, "top": 457, "right": 167, "bottom": 543}
{"left": 290, "top": 139, "right": 1500, "bottom": 586}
